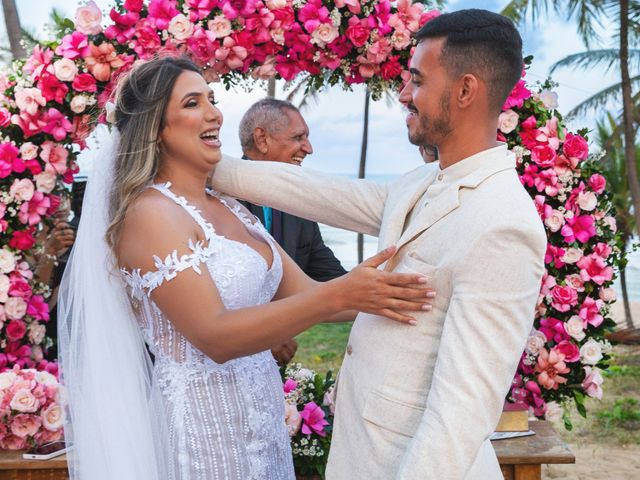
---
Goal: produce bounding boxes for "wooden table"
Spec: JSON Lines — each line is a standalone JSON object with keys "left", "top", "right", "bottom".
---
{"left": 0, "top": 451, "right": 68, "bottom": 480}
{"left": 493, "top": 420, "right": 575, "bottom": 480}
{"left": 0, "top": 420, "right": 574, "bottom": 480}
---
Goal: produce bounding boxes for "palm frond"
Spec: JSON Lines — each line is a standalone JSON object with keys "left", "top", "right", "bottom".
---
{"left": 566, "top": 75, "right": 640, "bottom": 118}
{"left": 501, "top": 0, "right": 550, "bottom": 25}
{"left": 565, "top": 0, "right": 607, "bottom": 47}
{"left": 550, "top": 49, "right": 640, "bottom": 75}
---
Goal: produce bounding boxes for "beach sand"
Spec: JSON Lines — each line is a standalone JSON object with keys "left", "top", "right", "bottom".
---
{"left": 610, "top": 300, "right": 640, "bottom": 329}
{"left": 543, "top": 444, "right": 640, "bottom": 480}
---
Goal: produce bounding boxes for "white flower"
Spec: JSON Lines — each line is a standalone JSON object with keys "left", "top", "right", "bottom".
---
{"left": 311, "top": 23, "right": 339, "bottom": 47}
{"left": 28, "top": 323, "right": 46, "bottom": 345}
{"left": 53, "top": 58, "right": 78, "bottom": 82}
{"left": 599, "top": 287, "right": 616, "bottom": 302}
{"left": 544, "top": 209, "right": 565, "bottom": 232}
{"left": 539, "top": 89, "right": 559, "bottom": 110}
{"left": 35, "top": 171, "right": 56, "bottom": 194}
{"left": 0, "top": 248, "right": 16, "bottom": 274}
{"left": 19, "top": 142, "right": 38, "bottom": 160}
{"left": 9, "top": 178, "right": 34, "bottom": 202}
{"left": 70, "top": 95, "right": 88, "bottom": 114}
{"left": 545, "top": 401, "right": 563, "bottom": 422}
{"left": 271, "top": 27, "right": 285, "bottom": 45}
{"left": 266, "top": 0, "right": 287, "bottom": 8}
{"left": 600, "top": 339, "right": 613, "bottom": 354}
{"left": 0, "top": 371, "right": 16, "bottom": 389}
{"left": 75, "top": 0, "right": 102, "bottom": 35}
{"left": 564, "top": 315, "right": 586, "bottom": 341}
{"left": 525, "top": 329, "right": 547, "bottom": 356}
{"left": 0, "top": 274, "right": 9, "bottom": 303}
{"left": 562, "top": 248, "right": 583, "bottom": 264}
{"left": 168, "top": 14, "right": 194, "bottom": 41}
{"left": 207, "top": 16, "right": 232, "bottom": 39}
{"left": 35, "top": 371, "right": 58, "bottom": 386}
{"left": 580, "top": 338, "right": 603, "bottom": 365}
{"left": 498, "top": 109, "right": 519, "bottom": 134}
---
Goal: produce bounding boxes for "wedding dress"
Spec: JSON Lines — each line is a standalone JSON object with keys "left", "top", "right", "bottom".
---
{"left": 120, "top": 182, "right": 295, "bottom": 480}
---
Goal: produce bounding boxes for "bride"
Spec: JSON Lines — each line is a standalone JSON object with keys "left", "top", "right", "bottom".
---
{"left": 58, "top": 56, "right": 434, "bottom": 480}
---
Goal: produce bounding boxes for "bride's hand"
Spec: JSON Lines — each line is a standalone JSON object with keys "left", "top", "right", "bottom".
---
{"left": 333, "top": 246, "right": 435, "bottom": 324}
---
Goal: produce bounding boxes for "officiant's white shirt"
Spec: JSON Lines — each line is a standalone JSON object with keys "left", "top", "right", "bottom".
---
{"left": 212, "top": 144, "right": 546, "bottom": 480}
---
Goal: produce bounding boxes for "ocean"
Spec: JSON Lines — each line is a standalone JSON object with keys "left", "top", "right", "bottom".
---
{"left": 317, "top": 174, "right": 640, "bottom": 302}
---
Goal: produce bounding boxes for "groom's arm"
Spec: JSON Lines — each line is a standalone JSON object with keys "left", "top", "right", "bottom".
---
{"left": 397, "top": 224, "right": 546, "bottom": 480}
{"left": 211, "top": 155, "right": 389, "bottom": 236}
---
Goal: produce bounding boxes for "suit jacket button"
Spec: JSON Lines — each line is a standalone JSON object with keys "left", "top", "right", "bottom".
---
{"left": 346, "top": 344, "right": 353, "bottom": 355}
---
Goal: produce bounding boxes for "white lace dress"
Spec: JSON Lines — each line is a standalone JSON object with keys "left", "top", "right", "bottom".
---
{"left": 121, "top": 182, "right": 295, "bottom": 480}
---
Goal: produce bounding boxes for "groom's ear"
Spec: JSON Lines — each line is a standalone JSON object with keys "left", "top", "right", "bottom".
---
{"left": 253, "top": 127, "right": 269, "bottom": 154}
{"left": 456, "top": 73, "right": 480, "bottom": 110}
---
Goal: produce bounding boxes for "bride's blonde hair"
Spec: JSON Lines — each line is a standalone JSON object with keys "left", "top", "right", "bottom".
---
{"left": 106, "top": 56, "right": 201, "bottom": 253}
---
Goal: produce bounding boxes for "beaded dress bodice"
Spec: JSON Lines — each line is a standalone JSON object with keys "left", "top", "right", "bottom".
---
{"left": 121, "top": 183, "right": 294, "bottom": 480}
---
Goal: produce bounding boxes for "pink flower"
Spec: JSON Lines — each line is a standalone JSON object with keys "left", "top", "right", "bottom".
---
{"left": 503, "top": 80, "right": 532, "bottom": 110}
{"left": 41, "top": 403, "right": 64, "bottom": 431}
{"left": 535, "top": 348, "right": 570, "bottom": 390}
{"left": 388, "top": 0, "right": 424, "bottom": 32}
{"left": 14, "top": 88, "right": 46, "bottom": 115}
{"left": 6, "top": 319, "right": 27, "bottom": 341}
{"left": 533, "top": 168, "right": 559, "bottom": 196}
{"left": 579, "top": 297, "right": 604, "bottom": 327}
{"left": 18, "top": 191, "right": 51, "bottom": 226}
{"left": 168, "top": 13, "right": 195, "bottom": 41}
{"left": 0, "top": 142, "right": 24, "bottom": 178}
{"left": 555, "top": 340, "right": 580, "bottom": 363}
{"left": 345, "top": 17, "right": 370, "bottom": 47}
{"left": 380, "top": 56, "right": 403, "bottom": 80}
{"left": 85, "top": 42, "right": 125, "bottom": 82}
{"left": 562, "top": 133, "right": 589, "bottom": 160}
{"left": 9, "top": 389, "right": 40, "bottom": 413}
{"left": 284, "top": 403, "right": 302, "bottom": 436}
{"left": 582, "top": 367, "right": 603, "bottom": 399}
{"left": 283, "top": 379, "right": 297, "bottom": 394}
{"left": 561, "top": 215, "right": 596, "bottom": 244}
{"left": 0, "top": 434, "right": 27, "bottom": 450}
{"left": 335, "top": 0, "right": 361, "bottom": 14}
{"left": 298, "top": 0, "right": 330, "bottom": 33}
{"left": 577, "top": 253, "right": 613, "bottom": 286}
{"left": 104, "top": 7, "right": 139, "bottom": 44}
{"left": 23, "top": 46, "right": 54, "bottom": 82}
{"left": 10, "top": 178, "right": 35, "bottom": 202}
{"left": 10, "top": 414, "right": 42, "bottom": 438}
{"left": 299, "top": 401, "right": 329, "bottom": 436}
{"left": 599, "top": 287, "right": 616, "bottom": 302}
{"left": 40, "top": 141, "right": 69, "bottom": 175}
{"left": 9, "top": 229, "right": 36, "bottom": 251}
{"left": 536, "top": 116, "right": 561, "bottom": 150}
{"left": 531, "top": 144, "right": 557, "bottom": 168}
{"left": 215, "top": 36, "right": 248, "bottom": 71}
{"left": 27, "top": 295, "right": 49, "bottom": 322}
{"left": 37, "top": 72, "right": 69, "bottom": 104}
{"left": 53, "top": 58, "right": 78, "bottom": 82}
{"left": 550, "top": 285, "right": 578, "bottom": 312}
{"left": 0, "top": 107, "right": 11, "bottom": 127}
{"left": 187, "top": 0, "right": 219, "bottom": 21}
{"left": 588, "top": 174, "right": 606, "bottom": 194}
{"left": 593, "top": 242, "right": 612, "bottom": 258}
{"left": 545, "top": 244, "right": 565, "bottom": 269}
{"left": 75, "top": 0, "right": 103, "bottom": 35}
{"left": 539, "top": 317, "right": 569, "bottom": 343}
{"left": 42, "top": 108, "right": 73, "bottom": 141}
{"left": 186, "top": 27, "right": 218, "bottom": 65}
{"left": 55, "top": 31, "right": 89, "bottom": 59}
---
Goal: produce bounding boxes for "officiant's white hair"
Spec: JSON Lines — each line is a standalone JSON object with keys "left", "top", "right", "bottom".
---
{"left": 239, "top": 98, "right": 300, "bottom": 153}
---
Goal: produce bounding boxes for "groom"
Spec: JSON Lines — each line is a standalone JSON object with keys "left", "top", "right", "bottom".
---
{"left": 213, "top": 9, "right": 546, "bottom": 479}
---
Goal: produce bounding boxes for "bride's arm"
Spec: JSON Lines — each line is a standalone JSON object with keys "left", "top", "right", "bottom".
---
{"left": 120, "top": 198, "right": 431, "bottom": 364}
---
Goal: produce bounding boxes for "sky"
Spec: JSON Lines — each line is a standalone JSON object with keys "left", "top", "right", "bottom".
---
{"left": 0, "top": 0, "right": 621, "bottom": 176}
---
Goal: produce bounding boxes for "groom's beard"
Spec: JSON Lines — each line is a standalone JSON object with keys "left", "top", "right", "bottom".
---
{"left": 407, "top": 91, "right": 453, "bottom": 147}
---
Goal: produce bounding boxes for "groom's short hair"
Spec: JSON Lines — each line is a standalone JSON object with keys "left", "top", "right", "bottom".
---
{"left": 416, "top": 9, "right": 523, "bottom": 114}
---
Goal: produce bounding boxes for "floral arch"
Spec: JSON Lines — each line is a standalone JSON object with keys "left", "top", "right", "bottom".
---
{"left": 0, "top": 0, "right": 625, "bottom": 429}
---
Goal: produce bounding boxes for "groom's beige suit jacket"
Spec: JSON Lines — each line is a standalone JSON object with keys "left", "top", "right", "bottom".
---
{"left": 212, "top": 145, "right": 546, "bottom": 480}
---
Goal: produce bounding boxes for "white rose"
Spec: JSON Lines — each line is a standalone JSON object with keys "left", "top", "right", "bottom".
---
{"left": 562, "top": 248, "right": 583, "bottom": 264}
{"left": 19, "top": 142, "right": 38, "bottom": 160}
{"left": 580, "top": 338, "right": 603, "bottom": 365}
{"left": 564, "top": 315, "right": 586, "bottom": 341}
{"left": 168, "top": 14, "right": 194, "bottom": 41}
{"left": 9, "top": 178, "right": 35, "bottom": 202}
{"left": 544, "top": 209, "right": 565, "bottom": 232}
{"left": 539, "top": 89, "right": 559, "bottom": 110}
{"left": 577, "top": 191, "right": 597, "bottom": 211}
{"left": 53, "top": 58, "right": 78, "bottom": 82}
{"left": 498, "top": 109, "right": 519, "bottom": 134}
{"left": 28, "top": 323, "right": 46, "bottom": 345}
{"left": 266, "top": 0, "right": 287, "bottom": 9}
{"left": 75, "top": 0, "right": 102, "bottom": 35}
{"left": 271, "top": 27, "right": 285, "bottom": 45}
{"left": 10, "top": 388, "right": 39, "bottom": 413}
{"left": 0, "top": 249, "right": 16, "bottom": 274}
{"left": 545, "top": 401, "right": 563, "bottom": 422}
{"left": 5, "top": 297, "right": 27, "bottom": 320}
{"left": 32, "top": 345, "right": 44, "bottom": 362}
{"left": 0, "top": 274, "right": 9, "bottom": 303}
{"left": 599, "top": 287, "right": 616, "bottom": 302}
{"left": 311, "top": 23, "right": 339, "bottom": 47}
{"left": 69, "top": 95, "right": 88, "bottom": 114}
{"left": 525, "top": 329, "right": 546, "bottom": 356}
{"left": 0, "top": 371, "right": 16, "bottom": 389}
{"left": 42, "top": 403, "right": 65, "bottom": 431}
{"left": 35, "top": 371, "right": 58, "bottom": 386}
{"left": 603, "top": 216, "right": 617, "bottom": 232}
{"left": 35, "top": 171, "right": 57, "bottom": 194}
{"left": 208, "top": 16, "right": 232, "bottom": 39}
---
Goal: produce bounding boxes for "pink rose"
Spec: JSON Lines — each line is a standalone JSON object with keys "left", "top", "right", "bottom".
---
{"left": 576, "top": 191, "right": 597, "bottom": 211}
{"left": 498, "top": 109, "right": 519, "bottom": 134}
{"left": 531, "top": 144, "right": 557, "bottom": 168}
{"left": 582, "top": 366, "right": 603, "bottom": 399}
{"left": 283, "top": 379, "right": 297, "bottom": 394}
{"left": 9, "top": 178, "right": 35, "bottom": 202}
{"left": 9, "top": 229, "right": 36, "bottom": 251}
{"left": 207, "top": 16, "right": 232, "bottom": 38}
{"left": 10, "top": 414, "right": 42, "bottom": 438}
{"left": 544, "top": 208, "right": 565, "bottom": 232}
{"left": 5, "top": 298, "right": 27, "bottom": 321}
{"left": 390, "top": 28, "right": 412, "bottom": 50}
{"left": 0, "top": 434, "right": 27, "bottom": 450}
{"left": 603, "top": 216, "right": 617, "bottom": 232}
{"left": 555, "top": 341, "right": 580, "bottom": 363}
{"left": 19, "top": 142, "right": 39, "bottom": 160}
{"left": 35, "top": 171, "right": 57, "bottom": 194}
{"left": 72, "top": 73, "right": 97, "bottom": 93}
{"left": 577, "top": 253, "right": 613, "bottom": 286}
{"left": 168, "top": 14, "right": 194, "bottom": 41}
{"left": 346, "top": 19, "right": 369, "bottom": 47}
{"left": 311, "top": 23, "right": 339, "bottom": 47}
{"left": 6, "top": 319, "right": 27, "bottom": 341}
{"left": 380, "top": 56, "right": 402, "bottom": 80}
{"left": 562, "top": 133, "right": 589, "bottom": 160}
{"left": 588, "top": 174, "right": 606, "bottom": 194}
{"left": 266, "top": 0, "right": 287, "bottom": 9}
{"left": 284, "top": 403, "right": 302, "bottom": 436}
{"left": 10, "top": 389, "right": 40, "bottom": 413}
{"left": 550, "top": 285, "right": 578, "bottom": 312}
{"left": 53, "top": 58, "right": 78, "bottom": 82}
{"left": 75, "top": 0, "right": 103, "bottom": 35}
{"left": 599, "top": 287, "right": 616, "bottom": 302}
{"left": 42, "top": 403, "right": 64, "bottom": 431}
{"left": 14, "top": 88, "right": 46, "bottom": 115}
{"left": 0, "top": 107, "right": 11, "bottom": 127}
{"left": 70, "top": 95, "right": 88, "bottom": 114}
{"left": 565, "top": 273, "right": 585, "bottom": 292}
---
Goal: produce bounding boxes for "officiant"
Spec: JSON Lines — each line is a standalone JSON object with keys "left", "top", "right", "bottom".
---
{"left": 238, "top": 99, "right": 347, "bottom": 364}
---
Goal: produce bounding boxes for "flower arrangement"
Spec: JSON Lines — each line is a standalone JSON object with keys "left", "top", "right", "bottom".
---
{"left": 501, "top": 59, "right": 626, "bottom": 428}
{"left": 0, "top": 366, "right": 64, "bottom": 450}
{"left": 282, "top": 363, "right": 335, "bottom": 478}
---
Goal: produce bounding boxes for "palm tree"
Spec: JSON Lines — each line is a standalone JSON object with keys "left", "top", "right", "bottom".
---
{"left": 502, "top": 0, "right": 640, "bottom": 237}
{"left": 595, "top": 112, "right": 639, "bottom": 328}
{"left": 2, "top": 0, "right": 25, "bottom": 59}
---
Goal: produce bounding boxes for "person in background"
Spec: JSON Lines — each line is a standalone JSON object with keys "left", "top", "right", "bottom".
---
{"left": 238, "top": 98, "right": 347, "bottom": 365}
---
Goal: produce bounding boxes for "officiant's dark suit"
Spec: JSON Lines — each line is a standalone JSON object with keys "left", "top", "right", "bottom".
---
{"left": 239, "top": 98, "right": 347, "bottom": 364}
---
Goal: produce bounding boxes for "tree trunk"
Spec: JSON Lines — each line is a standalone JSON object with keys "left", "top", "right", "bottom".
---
{"left": 620, "top": 262, "right": 634, "bottom": 328}
{"left": 267, "top": 78, "right": 276, "bottom": 98}
{"left": 2, "top": 0, "right": 25, "bottom": 59}
{"left": 620, "top": 0, "right": 640, "bottom": 235}
{"left": 357, "top": 88, "right": 371, "bottom": 264}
